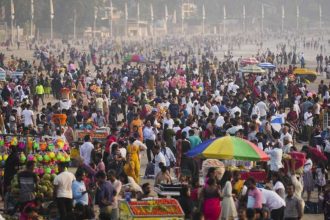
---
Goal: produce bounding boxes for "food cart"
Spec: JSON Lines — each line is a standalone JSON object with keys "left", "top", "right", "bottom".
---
{"left": 120, "top": 198, "right": 184, "bottom": 219}
{"left": 74, "top": 128, "right": 109, "bottom": 143}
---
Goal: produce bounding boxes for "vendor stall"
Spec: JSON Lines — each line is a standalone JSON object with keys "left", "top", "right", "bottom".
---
{"left": 74, "top": 128, "right": 109, "bottom": 142}
{"left": 120, "top": 198, "right": 184, "bottom": 219}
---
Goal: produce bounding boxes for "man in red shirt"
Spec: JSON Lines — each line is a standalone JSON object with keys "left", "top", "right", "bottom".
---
{"left": 103, "top": 128, "right": 118, "bottom": 168}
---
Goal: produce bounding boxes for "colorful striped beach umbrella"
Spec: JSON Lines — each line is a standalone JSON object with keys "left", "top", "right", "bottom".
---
{"left": 240, "top": 57, "right": 259, "bottom": 66}
{"left": 258, "top": 62, "right": 276, "bottom": 69}
{"left": 186, "top": 136, "right": 270, "bottom": 161}
{"left": 240, "top": 65, "right": 266, "bottom": 74}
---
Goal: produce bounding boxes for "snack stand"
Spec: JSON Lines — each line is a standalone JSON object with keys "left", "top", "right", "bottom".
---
{"left": 74, "top": 128, "right": 109, "bottom": 143}
{"left": 120, "top": 198, "right": 184, "bottom": 220}
{"left": 0, "top": 134, "right": 71, "bottom": 214}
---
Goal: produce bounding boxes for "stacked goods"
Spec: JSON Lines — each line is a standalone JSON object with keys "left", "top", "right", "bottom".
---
{"left": 0, "top": 136, "right": 70, "bottom": 178}
{"left": 35, "top": 173, "right": 56, "bottom": 200}
{"left": 10, "top": 172, "right": 57, "bottom": 201}
{"left": 120, "top": 198, "right": 184, "bottom": 219}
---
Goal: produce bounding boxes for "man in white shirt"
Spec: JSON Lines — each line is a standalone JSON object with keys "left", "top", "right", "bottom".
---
{"left": 259, "top": 188, "right": 286, "bottom": 220}
{"left": 215, "top": 114, "right": 225, "bottom": 128}
{"left": 53, "top": 163, "right": 76, "bottom": 220}
{"left": 108, "top": 170, "right": 122, "bottom": 219}
{"left": 280, "top": 126, "right": 293, "bottom": 144}
{"left": 182, "top": 124, "right": 192, "bottom": 138}
{"left": 210, "top": 102, "right": 220, "bottom": 115}
{"left": 21, "top": 104, "right": 34, "bottom": 128}
{"left": 59, "top": 99, "right": 72, "bottom": 110}
{"left": 143, "top": 120, "right": 156, "bottom": 162}
{"left": 304, "top": 107, "right": 313, "bottom": 144}
{"left": 163, "top": 113, "right": 174, "bottom": 129}
{"left": 265, "top": 145, "right": 283, "bottom": 172}
{"left": 185, "top": 100, "right": 194, "bottom": 115}
{"left": 256, "top": 99, "right": 269, "bottom": 120}
{"left": 230, "top": 105, "right": 241, "bottom": 118}
{"left": 152, "top": 146, "right": 166, "bottom": 176}
{"left": 199, "top": 103, "right": 210, "bottom": 117}
{"left": 79, "top": 135, "right": 94, "bottom": 165}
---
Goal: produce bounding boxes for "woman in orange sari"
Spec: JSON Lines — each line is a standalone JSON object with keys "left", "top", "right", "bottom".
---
{"left": 130, "top": 114, "right": 143, "bottom": 141}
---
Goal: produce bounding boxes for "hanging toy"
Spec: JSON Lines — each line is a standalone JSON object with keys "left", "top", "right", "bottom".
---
{"left": 19, "top": 153, "right": 26, "bottom": 164}
{"left": 39, "top": 142, "right": 47, "bottom": 151}
{"left": 45, "top": 167, "right": 51, "bottom": 174}
{"left": 43, "top": 154, "right": 50, "bottom": 163}
{"left": 33, "top": 141, "right": 40, "bottom": 150}
{"left": 63, "top": 143, "right": 69, "bottom": 151}
{"left": 27, "top": 154, "right": 35, "bottom": 161}
{"left": 18, "top": 141, "right": 25, "bottom": 150}
{"left": 48, "top": 143, "right": 55, "bottom": 151}
{"left": 57, "top": 139, "right": 64, "bottom": 149}
{"left": 10, "top": 137, "right": 18, "bottom": 146}
{"left": 0, "top": 138, "right": 4, "bottom": 147}
{"left": 27, "top": 138, "right": 33, "bottom": 151}
{"left": 38, "top": 168, "right": 45, "bottom": 176}
{"left": 3, "top": 153, "right": 8, "bottom": 161}
{"left": 56, "top": 152, "right": 63, "bottom": 162}
{"left": 36, "top": 154, "right": 43, "bottom": 162}
{"left": 49, "top": 152, "right": 55, "bottom": 159}
{"left": 65, "top": 154, "right": 71, "bottom": 162}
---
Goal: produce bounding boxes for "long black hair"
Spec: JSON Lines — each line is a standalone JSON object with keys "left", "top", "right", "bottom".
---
{"left": 220, "top": 170, "right": 233, "bottom": 189}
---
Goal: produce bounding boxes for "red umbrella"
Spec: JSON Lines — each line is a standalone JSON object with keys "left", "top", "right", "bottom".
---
{"left": 240, "top": 57, "right": 259, "bottom": 66}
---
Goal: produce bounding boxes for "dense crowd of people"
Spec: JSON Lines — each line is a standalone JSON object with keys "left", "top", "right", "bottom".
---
{"left": 0, "top": 33, "right": 329, "bottom": 220}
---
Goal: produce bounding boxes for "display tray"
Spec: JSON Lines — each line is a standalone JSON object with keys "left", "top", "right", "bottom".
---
{"left": 121, "top": 198, "right": 184, "bottom": 218}
{"left": 157, "top": 184, "right": 183, "bottom": 192}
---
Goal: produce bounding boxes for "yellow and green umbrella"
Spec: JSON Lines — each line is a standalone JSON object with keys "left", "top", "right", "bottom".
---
{"left": 186, "top": 136, "right": 270, "bottom": 161}
{"left": 240, "top": 65, "right": 266, "bottom": 74}
{"left": 293, "top": 68, "right": 317, "bottom": 83}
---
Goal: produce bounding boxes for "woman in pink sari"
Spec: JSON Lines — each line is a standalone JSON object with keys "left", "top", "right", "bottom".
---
{"left": 200, "top": 177, "right": 221, "bottom": 220}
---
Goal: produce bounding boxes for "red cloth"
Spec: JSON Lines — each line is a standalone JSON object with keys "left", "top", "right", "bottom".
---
{"left": 241, "top": 171, "right": 266, "bottom": 182}
{"left": 105, "top": 135, "right": 117, "bottom": 153}
{"left": 203, "top": 198, "right": 221, "bottom": 220}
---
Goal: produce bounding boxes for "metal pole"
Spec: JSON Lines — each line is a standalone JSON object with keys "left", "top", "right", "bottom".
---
{"left": 50, "top": 0, "right": 54, "bottom": 40}
{"left": 93, "top": 7, "right": 97, "bottom": 39}
{"left": 31, "top": 20, "right": 33, "bottom": 38}
{"left": 243, "top": 5, "right": 246, "bottom": 33}
{"left": 5, "top": 23, "right": 7, "bottom": 43}
{"left": 16, "top": 25, "right": 19, "bottom": 43}
{"left": 125, "top": 3, "right": 128, "bottom": 38}
{"left": 11, "top": 18, "right": 13, "bottom": 45}
{"left": 261, "top": 3, "right": 264, "bottom": 36}
{"left": 137, "top": 0, "right": 140, "bottom": 37}
{"left": 165, "top": 5, "right": 168, "bottom": 35}
{"left": 31, "top": 0, "right": 34, "bottom": 38}
{"left": 50, "top": 18, "right": 53, "bottom": 40}
{"left": 11, "top": 0, "right": 14, "bottom": 45}
{"left": 73, "top": 9, "right": 76, "bottom": 40}
{"left": 223, "top": 5, "right": 226, "bottom": 36}
{"left": 281, "top": 5, "right": 285, "bottom": 32}
{"left": 181, "top": 0, "right": 184, "bottom": 34}
{"left": 202, "top": 4, "right": 205, "bottom": 35}
{"left": 109, "top": 0, "right": 113, "bottom": 38}
{"left": 319, "top": 4, "right": 322, "bottom": 31}
{"left": 150, "top": 4, "right": 154, "bottom": 36}
{"left": 296, "top": 4, "right": 299, "bottom": 31}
